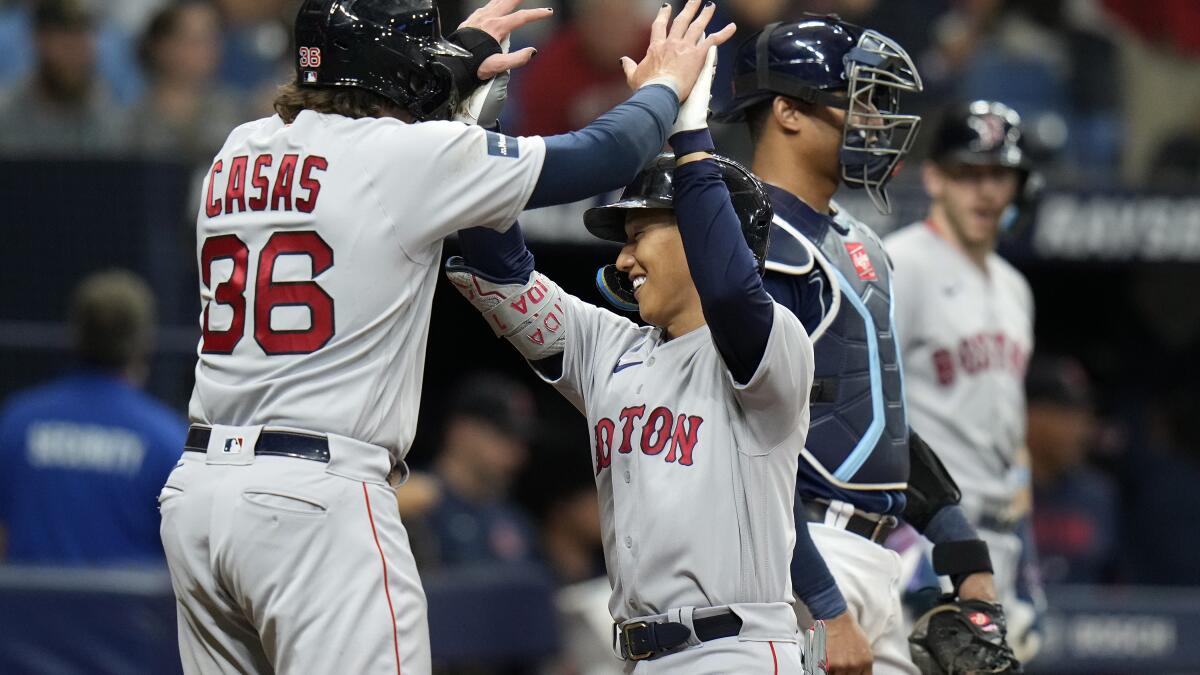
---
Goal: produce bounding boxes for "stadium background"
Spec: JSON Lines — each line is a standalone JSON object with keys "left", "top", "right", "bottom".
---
{"left": 1, "top": 0, "right": 1199, "bottom": 673}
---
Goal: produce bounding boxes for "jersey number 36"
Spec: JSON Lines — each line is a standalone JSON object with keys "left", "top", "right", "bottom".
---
{"left": 200, "top": 231, "right": 333, "bottom": 355}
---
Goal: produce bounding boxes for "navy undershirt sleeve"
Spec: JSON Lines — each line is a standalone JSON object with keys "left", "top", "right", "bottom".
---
{"left": 456, "top": 222, "right": 534, "bottom": 285}
{"left": 669, "top": 130, "right": 774, "bottom": 385}
{"left": 923, "top": 504, "right": 980, "bottom": 544}
{"left": 528, "top": 85, "right": 678, "bottom": 209}
{"left": 793, "top": 513, "right": 850, "bottom": 620}
{"left": 762, "top": 269, "right": 829, "bottom": 337}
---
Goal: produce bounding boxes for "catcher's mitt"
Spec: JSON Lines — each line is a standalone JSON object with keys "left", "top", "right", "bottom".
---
{"left": 909, "top": 598, "right": 1023, "bottom": 674}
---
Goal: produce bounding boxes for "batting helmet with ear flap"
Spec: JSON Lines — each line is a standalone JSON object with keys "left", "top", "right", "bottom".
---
{"left": 583, "top": 153, "right": 772, "bottom": 312}
{"left": 293, "top": 0, "right": 482, "bottom": 121}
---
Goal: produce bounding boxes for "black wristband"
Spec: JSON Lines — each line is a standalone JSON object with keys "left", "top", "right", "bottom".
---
{"left": 932, "top": 539, "right": 993, "bottom": 594}
{"left": 443, "top": 27, "right": 502, "bottom": 92}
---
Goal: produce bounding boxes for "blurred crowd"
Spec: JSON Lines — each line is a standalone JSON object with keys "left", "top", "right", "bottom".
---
{"left": 1, "top": 0, "right": 1200, "bottom": 185}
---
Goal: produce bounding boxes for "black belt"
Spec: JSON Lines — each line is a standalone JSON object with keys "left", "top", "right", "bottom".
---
{"left": 617, "top": 610, "right": 742, "bottom": 661}
{"left": 184, "top": 425, "right": 330, "bottom": 463}
{"left": 804, "top": 500, "right": 898, "bottom": 544}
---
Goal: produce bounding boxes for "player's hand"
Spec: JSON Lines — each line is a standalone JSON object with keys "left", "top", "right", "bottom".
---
{"left": 458, "top": 0, "right": 553, "bottom": 80}
{"left": 957, "top": 571, "right": 999, "bottom": 603}
{"left": 823, "top": 611, "right": 873, "bottom": 675}
{"left": 620, "top": 0, "right": 736, "bottom": 102}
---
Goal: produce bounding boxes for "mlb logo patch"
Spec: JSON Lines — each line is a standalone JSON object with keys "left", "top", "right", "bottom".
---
{"left": 486, "top": 131, "right": 519, "bottom": 159}
{"left": 303, "top": 70, "right": 319, "bottom": 84}
{"left": 223, "top": 436, "right": 245, "bottom": 454}
{"left": 844, "top": 242, "right": 878, "bottom": 281}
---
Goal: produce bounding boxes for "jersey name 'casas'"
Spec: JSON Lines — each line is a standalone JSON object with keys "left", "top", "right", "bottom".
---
{"left": 189, "top": 111, "right": 545, "bottom": 461}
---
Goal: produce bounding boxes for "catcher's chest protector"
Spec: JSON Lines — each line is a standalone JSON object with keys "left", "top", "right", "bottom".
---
{"left": 767, "top": 202, "right": 909, "bottom": 489}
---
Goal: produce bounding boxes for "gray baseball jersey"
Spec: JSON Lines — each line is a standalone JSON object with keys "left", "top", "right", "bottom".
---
{"left": 539, "top": 291, "right": 813, "bottom": 630}
{"left": 883, "top": 223, "right": 1034, "bottom": 508}
{"left": 189, "top": 111, "right": 545, "bottom": 462}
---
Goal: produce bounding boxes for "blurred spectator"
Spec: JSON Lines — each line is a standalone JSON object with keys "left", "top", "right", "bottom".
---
{"left": 214, "top": 0, "right": 294, "bottom": 114}
{"left": 1121, "top": 392, "right": 1200, "bottom": 586}
{"left": 0, "top": 0, "right": 128, "bottom": 156}
{"left": 0, "top": 270, "right": 186, "bottom": 565}
{"left": 919, "top": 0, "right": 1120, "bottom": 172}
{"left": 1104, "top": 0, "right": 1200, "bottom": 184}
{"left": 514, "top": 0, "right": 651, "bottom": 136}
{"left": 127, "top": 0, "right": 243, "bottom": 163}
{"left": 1026, "top": 354, "right": 1117, "bottom": 584}
{"left": 413, "top": 373, "right": 540, "bottom": 569}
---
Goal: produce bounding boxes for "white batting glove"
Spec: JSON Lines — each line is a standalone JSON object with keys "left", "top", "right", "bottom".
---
{"left": 454, "top": 36, "right": 511, "bottom": 128}
{"left": 671, "top": 44, "right": 717, "bottom": 136}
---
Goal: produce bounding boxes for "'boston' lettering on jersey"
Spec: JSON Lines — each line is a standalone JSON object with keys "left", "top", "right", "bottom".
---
{"left": 205, "top": 153, "right": 328, "bottom": 218}
{"left": 592, "top": 405, "right": 704, "bottom": 474}
{"left": 931, "top": 330, "right": 1029, "bottom": 386}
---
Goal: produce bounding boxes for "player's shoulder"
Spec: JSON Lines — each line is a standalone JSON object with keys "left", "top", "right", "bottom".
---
{"left": 882, "top": 220, "right": 938, "bottom": 255}
{"left": 988, "top": 252, "right": 1033, "bottom": 303}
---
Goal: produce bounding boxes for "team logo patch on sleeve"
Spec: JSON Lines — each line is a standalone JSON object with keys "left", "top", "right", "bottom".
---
{"left": 486, "top": 131, "right": 519, "bottom": 159}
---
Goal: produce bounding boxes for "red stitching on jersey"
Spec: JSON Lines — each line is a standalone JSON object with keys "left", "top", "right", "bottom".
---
{"left": 769, "top": 641, "right": 778, "bottom": 674}
{"left": 363, "top": 482, "right": 403, "bottom": 675}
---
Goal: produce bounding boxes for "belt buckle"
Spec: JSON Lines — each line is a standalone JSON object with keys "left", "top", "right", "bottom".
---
{"left": 871, "top": 515, "right": 899, "bottom": 542}
{"left": 622, "top": 621, "right": 653, "bottom": 661}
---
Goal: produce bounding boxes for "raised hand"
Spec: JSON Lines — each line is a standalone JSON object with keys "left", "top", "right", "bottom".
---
{"left": 620, "top": 0, "right": 737, "bottom": 102}
{"left": 457, "top": 0, "right": 554, "bottom": 80}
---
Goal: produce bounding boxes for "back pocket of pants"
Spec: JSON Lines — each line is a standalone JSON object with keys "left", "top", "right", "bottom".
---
{"left": 242, "top": 489, "right": 328, "bottom": 516}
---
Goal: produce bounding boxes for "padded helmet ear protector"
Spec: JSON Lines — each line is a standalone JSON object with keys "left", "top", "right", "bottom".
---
{"left": 584, "top": 154, "right": 773, "bottom": 313}
{"left": 718, "top": 16, "right": 923, "bottom": 214}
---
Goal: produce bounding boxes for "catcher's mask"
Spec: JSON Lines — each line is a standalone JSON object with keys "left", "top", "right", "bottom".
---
{"left": 583, "top": 153, "right": 772, "bottom": 313}
{"left": 717, "top": 16, "right": 923, "bottom": 214}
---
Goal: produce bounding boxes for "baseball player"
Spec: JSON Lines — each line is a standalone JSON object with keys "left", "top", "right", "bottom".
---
{"left": 716, "top": 18, "right": 1020, "bottom": 675}
{"left": 447, "top": 49, "right": 818, "bottom": 673}
{"left": 157, "top": 0, "right": 735, "bottom": 672}
{"left": 884, "top": 100, "right": 1044, "bottom": 663}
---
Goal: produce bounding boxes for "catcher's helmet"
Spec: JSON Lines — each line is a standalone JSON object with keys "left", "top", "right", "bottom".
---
{"left": 929, "top": 100, "right": 1042, "bottom": 232}
{"left": 716, "top": 16, "right": 923, "bottom": 214}
{"left": 583, "top": 153, "right": 772, "bottom": 312}
{"left": 293, "top": 0, "right": 470, "bottom": 120}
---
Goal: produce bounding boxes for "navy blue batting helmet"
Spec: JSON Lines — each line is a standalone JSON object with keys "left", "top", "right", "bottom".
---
{"left": 583, "top": 154, "right": 773, "bottom": 312}
{"left": 293, "top": 0, "right": 471, "bottom": 121}
{"left": 716, "top": 16, "right": 923, "bottom": 214}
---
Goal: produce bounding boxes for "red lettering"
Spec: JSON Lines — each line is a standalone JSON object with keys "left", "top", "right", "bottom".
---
{"left": 224, "top": 155, "right": 248, "bottom": 214}
{"left": 640, "top": 406, "right": 673, "bottom": 455}
{"left": 248, "top": 154, "right": 273, "bottom": 211}
{"left": 527, "top": 284, "right": 545, "bottom": 304}
{"left": 594, "top": 418, "right": 615, "bottom": 474}
{"left": 205, "top": 160, "right": 223, "bottom": 218}
{"left": 617, "top": 405, "right": 646, "bottom": 454}
{"left": 296, "top": 155, "right": 327, "bottom": 213}
{"left": 933, "top": 348, "right": 955, "bottom": 386}
{"left": 528, "top": 328, "right": 544, "bottom": 345}
{"left": 543, "top": 312, "right": 561, "bottom": 332}
{"left": 510, "top": 295, "right": 528, "bottom": 314}
{"left": 271, "top": 153, "right": 299, "bottom": 211}
{"left": 666, "top": 414, "right": 703, "bottom": 466}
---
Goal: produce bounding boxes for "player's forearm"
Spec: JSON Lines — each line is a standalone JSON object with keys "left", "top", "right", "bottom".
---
{"left": 671, "top": 129, "right": 774, "bottom": 384}
{"left": 456, "top": 222, "right": 534, "bottom": 284}
{"left": 921, "top": 504, "right": 979, "bottom": 544}
{"left": 527, "top": 85, "right": 679, "bottom": 209}
{"left": 792, "top": 520, "right": 849, "bottom": 620}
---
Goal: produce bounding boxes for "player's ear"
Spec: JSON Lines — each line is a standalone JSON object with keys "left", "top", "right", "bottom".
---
{"left": 772, "top": 96, "right": 805, "bottom": 134}
{"left": 922, "top": 161, "right": 943, "bottom": 199}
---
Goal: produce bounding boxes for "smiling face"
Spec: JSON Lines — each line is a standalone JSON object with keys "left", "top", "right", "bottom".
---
{"left": 615, "top": 210, "right": 703, "bottom": 335}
